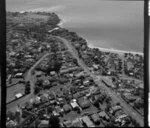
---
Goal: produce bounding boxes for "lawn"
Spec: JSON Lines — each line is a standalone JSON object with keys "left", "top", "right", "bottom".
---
{"left": 7, "top": 83, "right": 25, "bottom": 103}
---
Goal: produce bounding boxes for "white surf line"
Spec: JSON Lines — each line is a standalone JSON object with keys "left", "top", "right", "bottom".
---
{"left": 88, "top": 43, "right": 143, "bottom": 56}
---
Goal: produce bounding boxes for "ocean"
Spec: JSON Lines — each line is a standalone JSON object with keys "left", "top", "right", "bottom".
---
{"left": 6, "top": 0, "right": 144, "bottom": 52}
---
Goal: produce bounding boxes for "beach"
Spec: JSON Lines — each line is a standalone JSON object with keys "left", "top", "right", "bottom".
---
{"left": 56, "top": 17, "right": 144, "bottom": 56}
{"left": 87, "top": 43, "right": 143, "bottom": 56}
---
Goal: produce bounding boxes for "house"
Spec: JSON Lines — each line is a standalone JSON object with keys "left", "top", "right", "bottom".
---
{"left": 32, "top": 96, "right": 41, "bottom": 107}
{"left": 22, "top": 110, "right": 33, "bottom": 118}
{"left": 83, "top": 80, "right": 90, "bottom": 86}
{"left": 110, "top": 105, "right": 122, "bottom": 115}
{"left": 106, "top": 71, "right": 111, "bottom": 75}
{"left": 49, "top": 100, "right": 56, "bottom": 105}
{"left": 79, "top": 85, "right": 85, "bottom": 90}
{"left": 86, "top": 89, "right": 93, "bottom": 97}
{"left": 98, "top": 111, "right": 110, "bottom": 121}
{"left": 70, "top": 100, "right": 80, "bottom": 110}
{"left": 117, "top": 114, "right": 128, "bottom": 120}
{"left": 122, "top": 93, "right": 136, "bottom": 102}
{"left": 80, "top": 116, "right": 95, "bottom": 127}
{"left": 50, "top": 71, "right": 56, "bottom": 76}
{"left": 63, "top": 120, "right": 72, "bottom": 127}
{"left": 24, "top": 55, "right": 33, "bottom": 58}
{"left": 93, "top": 64, "right": 99, "bottom": 70}
{"left": 55, "top": 106, "right": 64, "bottom": 115}
{"left": 6, "top": 120, "right": 17, "bottom": 127}
{"left": 78, "top": 98, "right": 91, "bottom": 109}
{"left": 38, "top": 120, "right": 49, "bottom": 128}
{"left": 63, "top": 104, "right": 72, "bottom": 113}
{"left": 91, "top": 113, "right": 100, "bottom": 124}
{"left": 53, "top": 110, "right": 60, "bottom": 117}
{"left": 90, "top": 87, "right": 101, "bottom": 95}
{"left": 129, "top": 72, "right": 134, "bottom": 76}
{"left": 48, "top": 94, "right": 55, "bottom": 101}
{"left": 9, "top": 51, "right": 16, "bottom": 57}
{"left": 102, "top": 77, "right": 115, "bottom": 88}
{"left": 14, "top": 73, "right": 23, "bottom": 78}
{"left": 43, "top": 80, "right": 50, "bottom": 87}
{"left": 57, "top": 97, "right": 64, "bottom": 102}
{"left": 40, "top": 95, "right": 49, "bottom": 103}
{"left": 73, "top": 93, "right": 82, "bottom": 99}
{"left": 115, "top": 114, "right": 128, "bottom": 124}
{"left": 35, "top": 71, "right": 44, "bottom": 77}
{"left": 7, "top": 74, "right": 12, "bottom": 82}
{"left": 15, "top": 93, "right": 23, "bottom": 99}
{"left": 71, "top": 118, "right": 83, "bottom": 127}
{"left": 61, "top": 65, "right": 67, "bottom": 70}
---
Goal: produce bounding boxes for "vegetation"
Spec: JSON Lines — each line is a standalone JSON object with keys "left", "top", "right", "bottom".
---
{"left": 25, "top": 81, "right": 31, "bottom": 94}
{"left": 49, "top": 115, "right": 60, "bottom": 128}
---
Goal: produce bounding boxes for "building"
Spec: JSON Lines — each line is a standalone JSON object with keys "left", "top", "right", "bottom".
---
{"left": 78, "top": 98, "right": 91, "bottom": 109}
{"left": 80, "top": 116, "right": 95, "bottom": 127}
{"left": 15, "top": 93, "right": 23, "bottom": 99}
{"left": 102, "top": 77, "right": 115, "bottom": 88}
{"left": 14, "top": 73, "right": 23, "bottom": 78}
{"left": 37, "top": 120, "right": 49, "bottom": 128}
{"left": 98, "top": 111, "right": 110, "bottom": 121}
{"left": 71, "top": 118, "right": 83, "bottom": 127}
{"left": 63, "top": 120, "right": 72, "bottom": 127}
{"left": 70, "top": 100, "right": 80, "bottom": 110}
{"left": 91, "top": 113, "right": 100, "bottom": 124}
{"left": 63, "top": 104, "right": 72, "bottom": 113}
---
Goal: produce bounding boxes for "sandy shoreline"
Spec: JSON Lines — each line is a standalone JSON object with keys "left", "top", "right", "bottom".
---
{"left": 56, "top": 16, "right": 144, "bottom": 56}
{"left": 87, "top": 43, "right": 143, "bottom": 56}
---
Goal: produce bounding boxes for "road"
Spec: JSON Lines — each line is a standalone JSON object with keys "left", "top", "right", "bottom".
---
{"left": 7, "top": 53, "right": 50, "bottom": 111}
{"left": 7, "top": 50, "right": 67, "bottom": 111}
{"left": 7, "top": 36, "right": 144, "bottom": 126}
{"left": 55, "top": 36, "right": 144, "bottom": 127}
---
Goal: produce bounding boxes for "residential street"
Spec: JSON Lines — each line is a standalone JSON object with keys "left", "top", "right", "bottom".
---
{"left": 56, "top": 36, "right": 144, "bottom": 127}
{"left": 6, "top": 36, "right": 144, "bottom": 126}
{"left": 7, "top": 53, "right": 50, "bottom": 111}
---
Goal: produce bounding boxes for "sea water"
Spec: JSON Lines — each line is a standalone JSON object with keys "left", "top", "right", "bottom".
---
{"left": 6, "top": 0, "right": 144, "bottom": 52}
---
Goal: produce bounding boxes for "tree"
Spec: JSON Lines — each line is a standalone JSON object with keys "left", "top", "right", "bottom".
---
{"left": 53, "top": 60, "right": 62, "bottom": 74}
{"left": 34, "top": 86, "right": 42, "bottom": 94}
{"left": 93, "top": 100, "right": 100, "bottom": 108}
{"left": 47, "top": 106, "right": 54, "bottom": 114}
{"left": 70, "top": 86, "right": 77, "bottom": 94}
{"left": 134, "top": 98, "right": 143, "bottom": 109}
{"left": 49, "top": 115, "right": 60, "bottom": 128}
{"left": 25, "top": 81, "right": 31, "bottom": 94}
{"left": 105, "top": 103, "right": 111, "bottom": 113}
{"left": 35, "top": 79, "right": 43, "bottom": 88}
{"left": 7, "top": 111, "right": 16, "bottom": 120}
{"left": 73, "top": 58, "right": 78, "bottom": 66}
{"left": 131, "top": 118, "right": 140, "bottom": 127}
{"left": 116, "top": 102, "right": 120, "bottom": 106}
{"left": 105, "top": 96, "right": 112, "bottom": 104}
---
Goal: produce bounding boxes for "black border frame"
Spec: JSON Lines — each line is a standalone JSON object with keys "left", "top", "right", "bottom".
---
{"left": 144, "top": 0, "right": 149, "bottom": 127}
{"left": 0, "top": 0, "right": 149, "bottom": 127}
{"left": 0, "top": 0, "right": 6, "bottom": 127}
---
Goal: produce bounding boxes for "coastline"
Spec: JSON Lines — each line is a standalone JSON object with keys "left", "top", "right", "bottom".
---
{"left": 18, "top": 10, "right": 144, "bottom": 56}
{"left": 87, "top": 43, "right": 143, "bottom": 56}
{"left": 56, "top": 15, "right": 144, "bottom": 56}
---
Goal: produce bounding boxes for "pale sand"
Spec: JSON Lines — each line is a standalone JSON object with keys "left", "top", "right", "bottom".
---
{"left": 88, "top": 43, "right": 143, "bottom": 56}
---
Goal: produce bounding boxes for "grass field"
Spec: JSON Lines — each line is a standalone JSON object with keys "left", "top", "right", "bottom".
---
{"left": 7, "top": 83, "right": 25, "bottom": 103}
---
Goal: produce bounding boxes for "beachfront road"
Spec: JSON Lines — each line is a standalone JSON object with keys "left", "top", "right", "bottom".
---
{"left": 55, "top": 36, "right": 144, "bottom": 127}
